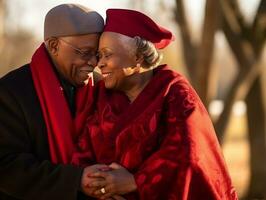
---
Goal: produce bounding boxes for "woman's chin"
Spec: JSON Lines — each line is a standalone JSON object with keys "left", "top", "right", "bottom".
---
{"left": 104, "top": 80, "right": 114, "bottom": 89}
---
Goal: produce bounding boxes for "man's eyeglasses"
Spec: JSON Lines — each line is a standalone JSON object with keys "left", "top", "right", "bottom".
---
{"left": 59, "top": 39, "right": 98, "bottom": 60}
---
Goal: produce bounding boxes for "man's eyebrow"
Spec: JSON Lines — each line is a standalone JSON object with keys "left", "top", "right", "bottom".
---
{"left": 79, "top": 46, "right": 98, "bottom": 51}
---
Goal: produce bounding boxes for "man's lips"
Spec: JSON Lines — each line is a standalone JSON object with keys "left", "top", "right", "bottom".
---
{"left": 79, "top": 66, "right": 94, "bottom": 73}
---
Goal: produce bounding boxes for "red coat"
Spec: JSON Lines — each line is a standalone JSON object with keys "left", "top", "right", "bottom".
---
{"left": 75, "top": 65, "right": 238, "bottom": 200}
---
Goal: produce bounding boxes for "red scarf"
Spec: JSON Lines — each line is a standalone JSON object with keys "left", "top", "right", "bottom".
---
{"left": 30, "top": 43, "right": 95, "bottom": 164}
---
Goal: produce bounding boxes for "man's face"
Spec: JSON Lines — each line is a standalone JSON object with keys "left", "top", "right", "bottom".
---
{"left": 54, "top": 33, "right": 100, "bottom": 86}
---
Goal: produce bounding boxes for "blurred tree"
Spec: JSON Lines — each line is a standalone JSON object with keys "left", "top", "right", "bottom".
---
{"left": 175, "top": 0, "right": 266, "bottom": 199}
{"left": 174, "top": 0, "right": 220, "bottom": 106}
{"left": 218, "top": 2, "right": 266, "bottom": 198}
{"left": 216, "top": 0, "right": 265, "bottom": 142}
{"left": 218, "top": 0, "right": 266, "bottom": 199}
{"left": 0, "top": 0, "right": 36, "bottom": 77}
{"left": 0, "top": 0, "right": 9, "bottom": 75}
{"left": 0, "top": 0, "right": 6, "bottom": 49}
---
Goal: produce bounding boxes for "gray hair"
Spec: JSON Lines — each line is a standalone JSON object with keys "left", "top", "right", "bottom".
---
{"left": 115, "top": 34, "right": 162, "bottom": 68}
{"left": 134, "top": 36, "right": 162, "bottom": 68}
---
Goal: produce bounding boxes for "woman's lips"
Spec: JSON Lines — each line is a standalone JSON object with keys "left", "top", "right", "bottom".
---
{"left": 102, "top": 72, "right": 111, "bottom": 78}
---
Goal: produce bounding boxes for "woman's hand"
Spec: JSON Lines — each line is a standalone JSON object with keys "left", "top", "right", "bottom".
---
{"left": 88, "top": 163, "right": 137, "bottom": 199}
{"left": 81, "top": 164, "right": 110, "bottom": 198}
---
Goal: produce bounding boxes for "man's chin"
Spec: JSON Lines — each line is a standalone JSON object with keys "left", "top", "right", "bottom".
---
{"left": 73, "top": 79, "right": 86, "bottom": 87}
{"left": 78, "top": 77, "right": 91, "bottom": 86}
{"left": 76, "top": 76, "right": 89, "bottom": 86}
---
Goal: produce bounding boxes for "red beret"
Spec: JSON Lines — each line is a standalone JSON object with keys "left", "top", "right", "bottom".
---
{"left": 104, "top": 9, "right": 174, "bottom": 49}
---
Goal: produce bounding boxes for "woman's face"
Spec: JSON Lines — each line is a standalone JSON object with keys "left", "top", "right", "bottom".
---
{"left": 97, "top": 32, "right": 137, "bottom": 90}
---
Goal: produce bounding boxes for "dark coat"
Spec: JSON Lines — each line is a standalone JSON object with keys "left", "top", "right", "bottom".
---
{"left": 0, "top": 64, "right": 86, "bottom": 200}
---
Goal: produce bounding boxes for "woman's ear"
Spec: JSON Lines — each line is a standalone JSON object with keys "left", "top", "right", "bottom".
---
{"left": 46, "top": 38, "right": 59, "bottom": 56}
{"left": 123, "top": 63, "right": 141, "bottom": 76}
{"left": 135, "top": 63, "right": 141, "bottom": 72}
{"left": 135, "top": 53, "right": 144, "bottom": 66}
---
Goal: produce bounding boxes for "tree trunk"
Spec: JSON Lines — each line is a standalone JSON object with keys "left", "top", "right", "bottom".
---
{"left": 175, "top": 0, "right": 220, "bottom": 105}
{"left": 175, "top": 0, "right": 197, "bottom": 84}
{"left": 214, "top": 0, "right": 265, "bottom": 143}
{"left": 195, "top": 0, "right": 220, "bottom": 105}
{"left": 245, "top": 76, "right": 266, "bottom": 200}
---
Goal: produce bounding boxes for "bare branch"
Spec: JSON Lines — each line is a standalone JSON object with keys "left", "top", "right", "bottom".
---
{"left": 223, "top": 17, "right": 254, "bottom": 69}
{"left": 252, "top": 0, "right": 266, "bottom": 55}
{"left": 174, "top": 0, "right": 197, "bottom": 82}
{"left": 214, "top": 0, "right": 264, "bottom": 141}
{"left": 229, "top": 0, "right": 250, "bottom": 35}
{"left": 195, "top": 0, "right": 220, "bottom": 105}
{"left": 215, "top": 55, "right": 264, "bottom": 141}
{"left": 219, "top": 0, "right": 255, "bottom": 69}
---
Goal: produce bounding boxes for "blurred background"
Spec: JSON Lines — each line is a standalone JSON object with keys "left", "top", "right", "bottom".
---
{"left": 0, "top": 0, "right": 265, "bottom": 199}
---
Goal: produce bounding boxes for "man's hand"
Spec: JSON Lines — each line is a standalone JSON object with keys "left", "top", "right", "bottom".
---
{"left": 88, "top": 163, "right": 137, "bottom": 199}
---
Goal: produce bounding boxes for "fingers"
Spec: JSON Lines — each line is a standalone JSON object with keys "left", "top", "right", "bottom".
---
{"left": 84, "top": 164, "right": 108, "bottom": 176}
{"left": 96, "top": 165, "right": 111, "bottom": 172}
{"left": 84, "top": 176, "right": 104, "bottom": 187}
{"left": 99, "top": 166, "right": 112, "bottom": 171}
{"left": 103, "top": 195, "right": 126, "bottom": 200}
{"left": 81, "top": 164, "right": 115, "bottom": 198}
{"left": 100, "top": 193, "right": 114, "bottom": 199}
{"left": 112, "top": 195, "right": 127, "bottom": 200}
{"left": 87, "top": 179, "right": 106, "bottom": 188}
{"left": 89, "top": 171, "right": 108, "bottom": 178}
{"left": 94, "top": 186, "right": 114, "bottom": 199}
{"left": 81, "top": 185, "right": 101, "bottom": 198}
{"left": 109, "top": 162, "right": 122, "bottom": 169}
{"left": 86, "top": 164, "right": 109, "bottom": 171}
{"left": 85, "top": 164, "right": 109, "bottom": 170}
{"left": 84, "top": 165, "right": 110, "bottom": 178}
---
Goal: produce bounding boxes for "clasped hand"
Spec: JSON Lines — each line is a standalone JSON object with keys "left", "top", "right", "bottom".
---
{"left": 81, "top": 163, "right": 137, "bottom": 200}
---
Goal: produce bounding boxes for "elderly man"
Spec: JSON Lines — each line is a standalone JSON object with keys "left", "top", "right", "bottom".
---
{"left": 0, "top": 4, "right": 106, "bottom": 200}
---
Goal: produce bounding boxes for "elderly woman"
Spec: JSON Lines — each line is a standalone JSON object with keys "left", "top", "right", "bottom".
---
{"left": 76, "top": 9, "right": 238, "bottom": 200}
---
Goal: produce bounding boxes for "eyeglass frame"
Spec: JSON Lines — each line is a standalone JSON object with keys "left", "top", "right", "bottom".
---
{"left": 59, "top": 38, "right": 98, "bottom": 60}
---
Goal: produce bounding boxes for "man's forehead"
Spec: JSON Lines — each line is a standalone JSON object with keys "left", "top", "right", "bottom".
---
{"left": 62, "top": 34, "right": 100, "bottom": 41}
{"left": 60, "top": 34, "right": 100, "bottom": 50}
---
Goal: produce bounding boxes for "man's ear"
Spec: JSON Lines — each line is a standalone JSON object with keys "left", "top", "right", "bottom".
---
{"left": 46, "top": 38, "right": 59, "bottom": 56}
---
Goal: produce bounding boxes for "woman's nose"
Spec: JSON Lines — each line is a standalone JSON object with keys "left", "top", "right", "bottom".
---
{"left": 97, "top": 60, "right": 105, "bottom": 69}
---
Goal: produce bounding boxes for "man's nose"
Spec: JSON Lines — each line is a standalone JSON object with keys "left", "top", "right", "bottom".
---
{"left": 87, "top": 56, "right": 98, "bottom": 67}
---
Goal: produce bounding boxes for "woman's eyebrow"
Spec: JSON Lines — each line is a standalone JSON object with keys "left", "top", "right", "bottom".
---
{"left": 98, "top": 47, "right": 113, "bottom": 52}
